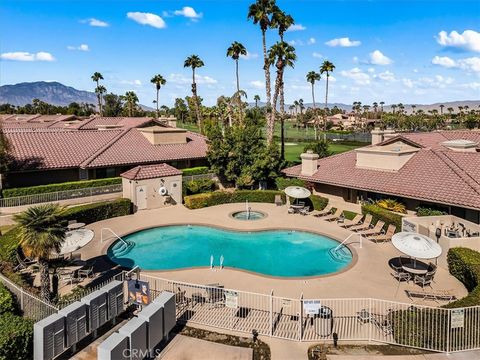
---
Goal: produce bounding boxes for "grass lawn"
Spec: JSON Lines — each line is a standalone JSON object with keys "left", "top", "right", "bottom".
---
{"left": 283, "top": 142, "right": 361, "bottom": 163}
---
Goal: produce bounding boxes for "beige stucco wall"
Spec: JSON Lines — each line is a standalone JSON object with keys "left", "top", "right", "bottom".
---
{"left": 122, "top": 174, "right": 182, "bottom": 210}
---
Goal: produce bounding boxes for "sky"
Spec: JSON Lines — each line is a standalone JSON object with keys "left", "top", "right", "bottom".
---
{"left": 1, "top": 0, "right": 479, "bottom": 107}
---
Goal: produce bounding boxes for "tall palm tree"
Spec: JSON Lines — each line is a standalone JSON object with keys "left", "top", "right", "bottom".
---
{"left": 184, "top": 55, "right": 205, "bottom": 130}
{"left": 411, "top": 104, "right": 417, "bottom": 115}
{"left": 268, "top": 41, "right": 296, "bottom": 155}
{"left": 94, "top": 85, "right": 107, "bottom": 116}
{"left": 254, "top": 94, "right": 261, "bottom": 108}
{"left": 248, "top": 0, "right": 278, "bottom": 139}
{"left": 320, "top": 60, "right": 335, "bottom": 131}
{"left": 121, "top": 91, "right": 139, "bottom": 117}
{"left": 91, "top": 72, "right": 104, "bottom": 116}
{"left": 439, "top": 104, "right": 444, "bottom": 115}
{"left": 150, "top": 74, "right": 166, "bottom": 119}
{"left": 306, "top": 71, "right": 321, "bottom": 138}
{"left": 227, "top": 41, "right": 247, "bottom": 123}
{"left": 13, "top": 204, "right": 67, "bottom": 301}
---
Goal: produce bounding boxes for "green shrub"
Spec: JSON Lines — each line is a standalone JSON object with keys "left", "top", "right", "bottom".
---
{"left": 184, "top": 190, "right": 286, "bottom": 209}
{"left": 61, "top": 199, "right": 132, "bottom": 224}
{"left": 416, "top": 207, "right": 448, "bottom": 217}
{"left": 306, "top": 195, "right": 329, "bottom": 211}
{"left": 274, "top": 177, "right": 305, "bottom": 190}
{"left": 376, "top": 199, "right": 406, "bottom": 214}
{"left": 0, "top": 285, "right": 15, "bottom": 316}
{"left": 182, "top": 166, "right": 211, "bottom": 176}
{"left": 184, "top": 179, "right": 216, "bottom": 196}
{"left": 0, "top": 228, "right": 19, "bottom": 265}
{"left": 2, "top": 177, "right": 121, "bottom": 198}
{"left": 0, "top": 313, "right": 33, "bottom": 360}
{"left": 343, "top": 210, "right": 358, "bottom": 221}
{"left": 444, "top": 247, "right": 480, "bottom": 308}
{"left": 361, "top": 204, "right": 403, "bottom": 233}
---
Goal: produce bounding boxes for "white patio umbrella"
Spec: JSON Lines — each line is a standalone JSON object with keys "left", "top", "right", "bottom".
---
{"left": 58, "top": 229, "right": 95, "bottom": 255}
{"left": 392, "top": 232, "right": 442, "bottom": 259}
{"left": 284, "top": 186, "right": 311, "bottom": 199}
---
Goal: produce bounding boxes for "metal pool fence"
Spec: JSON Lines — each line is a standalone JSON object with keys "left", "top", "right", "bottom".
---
{"left": 137, "top": 272, "right": 480, "bottom": 353}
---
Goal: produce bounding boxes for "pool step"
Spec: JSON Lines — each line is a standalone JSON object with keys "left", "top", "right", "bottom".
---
{"left": 328, "top": 246, "right": 351, "bottom": 262}
{"left": 111, "top": 241, "right": 135, "bottom": 257}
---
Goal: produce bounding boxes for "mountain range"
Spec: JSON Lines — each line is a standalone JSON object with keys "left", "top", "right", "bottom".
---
{"left": 0, "top": 81, "right": 478, "bottom": 114}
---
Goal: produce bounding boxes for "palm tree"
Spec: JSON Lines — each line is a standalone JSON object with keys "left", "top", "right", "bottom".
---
{"left": 293, "top": 100, "right": 299, "bottom": 117}
{"left": 254, "top": 95, "right": 261, "bottom": 108}
{"left": 320, "top": 60, "right": 335, "bottom": 131}
{"left": 411, "top": 104, "right": 416, "bottom": 115}
{"left": 439, "top": 104, "right": 444, "bottom": 115}
{"left": 91, "top": 72, "right": 104, "bottom": 116}
{"left": 150, "top": 74, "right": 166, "bottom": 119}
{"left": 13, "top": 204, "right": 67, "bottom": 301}
{"left": 268, "top": 41, "right": 296, "bottom": 155}
{"left": 95, "top": 85, "right": 107, "bottom": 116}
{"left": 184, "top": 55, "right": 205, "bottom": 130}
{"left": 227, "top": 41, "right": 247, "bottom": 123}
{"left": 121, "top": 91, "right": 139, "bottom": 117}
{"left": 306, "top": 71, "right": 321, "bottom": 138}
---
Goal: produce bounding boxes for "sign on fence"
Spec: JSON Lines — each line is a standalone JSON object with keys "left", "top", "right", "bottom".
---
{"left": 128, "top": 280, "right": 150, "bottom": 306}
{"left": 303, "top": 300, "right": 321, "bottom": 315}
{"left": 225, "top": 291, "right": 238, "bottom": 309}
{"left": 451, "top": 309, "right": 465, "bottom": 329}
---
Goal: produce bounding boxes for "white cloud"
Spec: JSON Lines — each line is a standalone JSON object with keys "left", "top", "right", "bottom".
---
{"left": 119, "top": 79, "right": 142, "bottom": 87}
{"left": 174, "top": 6, "right": 202, "bottom": 19}
{"left": 169, "top": 73, "right": 217, "bottom": 85}
{"left": 307, "top": 37, "right": 316, "bottom": 45}
{"left": 340, "top": 67, "right": 370, "bottom": 85}
{"left": 352, "top": 56, "right": 359, "bottom": 64}
{"left": 249, "top": 80, "right": 265, "bottom": 89}
{"left": 377, "top": 70, "right": 396, "bottom": 81}
{"left": 288, "top": 40, "right": 297, "bottom": 46}
{"left": 432, "top": 55, "right": 480, "bottom": 73}
{"left": 325, "top": 37, "right": 361, "bottom": 47}
{"left": 287, "top": 24, "right": 306, "bottom": 32}
{"left": 402, "top": 78, "right": 415, "bottom": 89}
{"left": 0, "top": 51, "right": 55, "bottom": 61}
{"left": 127, "top": 12, "right": 166, "bottom": 29}
{"left": 369, "top": 50, "right": 393, "bottom": 65}
{"left": 67, "top": 44, "right": 89, "bottom": 51}
{"left": 367, "top": 68, "right": 375, "bottom": 73}
{"left": 436, "top": 30, "right": 480, "bottom": 53}
{"left": 82, "top": 18, "right": 109, "bottom": 27}
{"left": 240, "top": 51, "right": 258, "bottom": 60}
{"left": 431, "top": 56, "right": 456, "bottom": 68}
{"left": 312, "top": 52, "right": 323, "bottom": 59}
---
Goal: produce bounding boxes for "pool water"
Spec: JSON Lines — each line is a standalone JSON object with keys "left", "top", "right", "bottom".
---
{"left": 231, "top": 210, "right": 266, "bottom": 220}
{"left": 107, "top": 225, "right": 352, "bottom": 277}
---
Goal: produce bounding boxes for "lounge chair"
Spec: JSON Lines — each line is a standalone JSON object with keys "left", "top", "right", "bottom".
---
{"left": 360, "top": 221, "right": 385, "bottom": 236}
{"left": 406, "top": 289, "right": 456, "bottom": 303}
{"left": 274, "top": 195, "right": 283, "bottom": 206}
{"left": 349, "top": 214, "right": 373, "bottom": 232}
{"left": 339, "top": 214, "right": 363, "bottom": 228}
{"left": 14, "top": 251, "right": 37, "bottom": 272}
{"left": 311, "top": 206, "right": 333, "bottom": 217}
{"left": 78, "top": 265, "right": 94, "bottom": 279}
{"left": 323, "top": 208, "right": 343, "bottom": 222}
{"left": 368, "top": 224, "right": 396, "bottom": 243}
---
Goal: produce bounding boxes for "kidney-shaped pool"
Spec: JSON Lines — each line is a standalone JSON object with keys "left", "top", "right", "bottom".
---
{"left": 107, "top": 225, "right": 352, "bottom": 277}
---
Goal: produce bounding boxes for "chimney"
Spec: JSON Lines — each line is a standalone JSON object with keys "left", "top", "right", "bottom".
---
{"left": 371, "top": 127, "right": 384, "bottom": 145}
{"left": 383, "top": 129, "right": 397, "bottom": 141}
{"left": 300, "top": 150, "right": 319, "bottom": 176}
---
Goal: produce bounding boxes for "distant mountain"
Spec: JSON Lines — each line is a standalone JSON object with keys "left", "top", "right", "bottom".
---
{"left": 0, "top": 81, "right": 154, "bottom": 110}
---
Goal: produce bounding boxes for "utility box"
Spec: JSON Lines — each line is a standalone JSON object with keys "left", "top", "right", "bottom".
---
{"left": 58, "top": 301, "right": 87, "bottom": 347}
{"left": 81, "top": 289, "right": 108, "bottom": 332}
{"left": 153, "top": 292, "right": 176, "bottom": 337}
{"left": 102, "top": 280, "right": 124, "bottom": 320}
{"left": 97, "top": 332, "right": 129, "bottom": 360}
{"left": 137, "top": 302, "right": 164, "bottom": 351}
{"left": 118, "top": 317, "right": 148, "bottom": 360}
{"left": 34, "top": 313, "right": 66, "bottom": 360}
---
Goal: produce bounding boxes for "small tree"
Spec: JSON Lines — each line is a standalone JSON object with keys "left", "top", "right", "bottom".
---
{"left": 304, "top": 140, "right": 331, "bottom": 159}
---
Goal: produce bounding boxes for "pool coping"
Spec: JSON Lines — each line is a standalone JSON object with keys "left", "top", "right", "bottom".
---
{"left": 101, "top": 222, "right": 359, "bottom": 281}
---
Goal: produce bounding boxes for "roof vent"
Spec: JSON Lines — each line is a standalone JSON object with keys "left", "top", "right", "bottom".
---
{"left": 441, "top": 139, "right": 478, "bottom": 152}
{"left": 139, "top": 126, "right": 187, "bottom": 145}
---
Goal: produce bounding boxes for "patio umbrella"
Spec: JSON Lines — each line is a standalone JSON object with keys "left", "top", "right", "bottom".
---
{"left": 391, "top": 232, "right": 442, "bottom": 259}
{"left": 284, "top": 186, "right": 311, "bottom": 199}
{"left": 58, "top": 229, "right": 95, "bottom": 255}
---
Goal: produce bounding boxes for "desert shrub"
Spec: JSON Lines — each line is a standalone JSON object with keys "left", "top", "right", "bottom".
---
{"left": 274, "top": 177, "right": 305, "bottom": 190}
{"left": 184, "top": 179, "right": 216, "bottom": 195}
{"left": 181, "top": 166, "right": 211, "bottom": 176}
{"left": 184, "top": 190, "right": 286, "bottom": 209}
{"left": 61, "top": 199, "right": 132, "bottom": 224}
{"left": 0, "top": 313, "right": 33, "bottom": 360}
{"left": 376, "top": 199, "right": 406, "bottom": 214}
{"left": 361, "top": 204, "right": 403, "bottom": 233}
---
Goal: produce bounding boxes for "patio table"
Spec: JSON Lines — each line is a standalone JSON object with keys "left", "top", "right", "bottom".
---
{"left": 401, "top": 261, "right": 429, "bottom": 275}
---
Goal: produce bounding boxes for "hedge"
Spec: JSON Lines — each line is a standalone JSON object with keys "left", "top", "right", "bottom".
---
{"left": 416, "top": 206, "right": 448, "bottom": 217}
{"left": 61, "top": 199, "right": 133, "bottom": 224}
{"left": 184, "top": 178, "right": 216, "bottom": 196}
{"left": 361, "top": 204, "right": 403, "bottom": 233}
{"left": 2, "top": 177, "right": 122, "bottom": 198}
{"left": 0, "top": 285, "right": 15, "bottom": 316}
{"left": 275, "top": 177, "right": 305, "bottom": 190}
{"left": 306, "top": 195, "right": 329, "bottom": 211}
{"left": 0, "top": 313, "right": 33, "bottom": 360}
{"left": 184, "top": 190, "right": 286, "bottom": 209}
{"left": 0, "top": 228, "right": 20, "bottom": 265}
{"left": 182, "top": 166, "right": 211, "bottom": 176}
{"left": 444, "top": 247, "right": 480, "bottom": 308}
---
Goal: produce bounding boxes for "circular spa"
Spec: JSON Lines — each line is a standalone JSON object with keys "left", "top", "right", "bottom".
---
{"left": 230, "top": 210, "right": 266, "bottom": 221}
{"left": 107, "top": 225, "right": 352, "bottom": 277}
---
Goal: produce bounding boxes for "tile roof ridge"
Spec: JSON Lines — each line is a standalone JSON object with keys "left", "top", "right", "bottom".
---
{"left": 79, "top": 128, "right": 131, "bottom": 168}
{"left": 76, "top": 116, "right": 97, "bottom": 130}
{"left": 26, "top": 114, "right": 42, "bottom": 122}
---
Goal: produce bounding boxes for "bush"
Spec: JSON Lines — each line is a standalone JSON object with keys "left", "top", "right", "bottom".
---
{"left": 61, "top": 199, "right": 132, "bottom": 224}
{"left": 444, "top": 247, "right": 480, "bottom": 308}
{"left": 0, "top": 228, "right": 20, "bottom": 265}
{"left": 275, "top": 177, "right": 305, "bottom": 190}
{"left": 184, "top": 190, "right": 286, "bottom": 209}
{"left": 2, "top": 177, "right": 121, "bottom": 198}
{"left": 361, "top": 204, "right": 403, "bottom": 233}
{"left": 416, "top": 206, "right": 448, "bottom": 217}
{"left": 0, "top": 285, "right": 15, "bottom": 316}
{"left": 306, "top": 195, "right": 329, "bottom": 211}
{"left": 0, "top": 313, "right": 33, "bottom": 360}
{"left": 182, "top": 166, "right": 211, "bottom": 176}
{"left": 376, "top": 199, "right": 406, "bottom": 214}
{"left": 184, "top": 179, "right": 216, "bottom": 196}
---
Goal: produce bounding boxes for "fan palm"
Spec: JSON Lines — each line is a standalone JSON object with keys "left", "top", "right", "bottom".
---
{"left": 13, "top": 204, "right": 67, "bottom": 301}
{"left": 184, "top": 55, "right": 205, "bottom": 130}
{"left": 227, "top": 41, "right": 247, "bottom": 123}
{"left": 254, "top": 94, "right": 261, "bottom": 108}
{"left": 91, "top": 72, "right": 104, "bottom": 116}
{"left": 94, "top": 85, "right": 106, "bottom": 117}
{"left": 121, "top": 91, "right": 139, "bottom": 117}
{"left": 271, "top": 10, "right": 294, "bottom": 42}
{"left": 150, "top": 74, "right": 166, "bottom": 119}
{"left": 306, "top": 71, "right": 321, "bottom": 138}
{"left": 320, "top": 60, "right": 335, "bottom": 131}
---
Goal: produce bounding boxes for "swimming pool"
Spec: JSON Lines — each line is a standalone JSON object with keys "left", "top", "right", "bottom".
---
{"left": 107, "top": 225, "right": 352, "bottom": 277}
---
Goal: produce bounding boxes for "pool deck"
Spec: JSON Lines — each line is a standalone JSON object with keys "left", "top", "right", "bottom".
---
{"left": 79, "top": 203, "right": 467, "bottom": 304}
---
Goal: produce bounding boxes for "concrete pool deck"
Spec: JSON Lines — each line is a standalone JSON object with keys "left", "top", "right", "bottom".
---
{"left": 79, "top": 203, "right": 467, "bottom": 304}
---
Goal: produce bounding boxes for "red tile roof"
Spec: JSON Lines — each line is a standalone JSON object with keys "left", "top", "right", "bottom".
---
{"left": 283, "top": 131, "right": 480, "bottom": 210}
{"left": 120, "top": 163, "right": 182, "bottom": 180}
{"left": 73, "top": 117, "right": 154, "bottom": 130}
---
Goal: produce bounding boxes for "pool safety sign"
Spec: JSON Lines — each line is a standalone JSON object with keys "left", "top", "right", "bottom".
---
{"left": 303, "top": 300, "right": 321, "bottom": 315}
{"left": 127, "top": 279, "right": 150, "bottom": 306}
{"left": 451, "top": 309, "right": 465, "bottom": 329}
{"left": 225, "top": 291, "right": 239, "bottom": 309}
